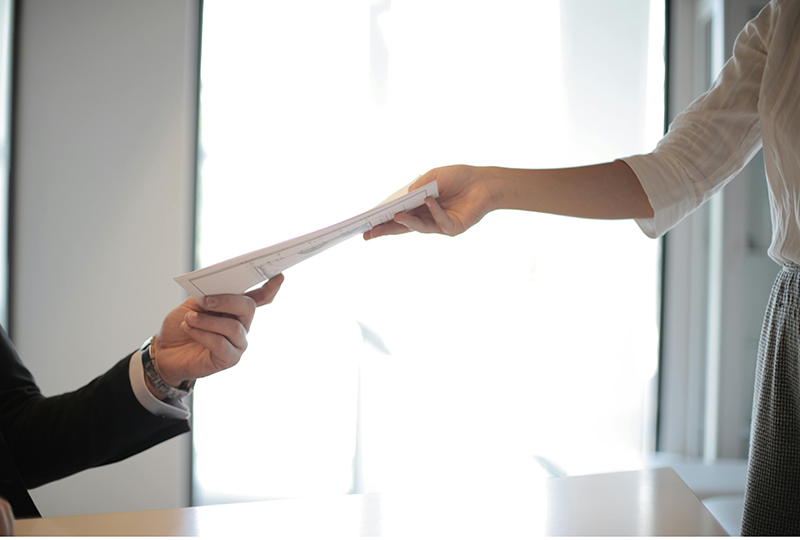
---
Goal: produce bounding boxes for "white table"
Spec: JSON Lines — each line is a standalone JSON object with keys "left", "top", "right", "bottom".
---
{"left": 15, "top": 467, "right": 727, "bottom": 536}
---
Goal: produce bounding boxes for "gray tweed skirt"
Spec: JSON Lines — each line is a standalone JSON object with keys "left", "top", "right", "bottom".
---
{"left": 742, "top": 262, "right": 800, "bottom": 536}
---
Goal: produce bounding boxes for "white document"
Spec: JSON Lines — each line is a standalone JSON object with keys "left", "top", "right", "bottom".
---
{"left": 174, "top": 180, "right": 438, "bottom": 302}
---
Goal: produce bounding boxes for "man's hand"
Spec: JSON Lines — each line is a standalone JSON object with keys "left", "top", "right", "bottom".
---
{"left": 0, "top": 497, "right": 13, "bottom": 536}
{"left": 147, "top": 274, "right": 284, "bottom": 396}
{"left": 363, "top": 165, "right": 499, "bottom": 240}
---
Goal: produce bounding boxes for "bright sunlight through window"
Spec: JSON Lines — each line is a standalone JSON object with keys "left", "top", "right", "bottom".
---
{"left": 193, "top": 0, "right": 665, "bottom": 507}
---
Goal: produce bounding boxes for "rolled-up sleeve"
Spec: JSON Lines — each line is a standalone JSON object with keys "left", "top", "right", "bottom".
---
{"left": 621, "top": 1, "right": 773, "bottom": 238}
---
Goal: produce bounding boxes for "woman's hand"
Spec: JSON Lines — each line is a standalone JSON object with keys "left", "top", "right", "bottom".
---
{"left": 364, "top": 165, "right": 500, "bottom": 240}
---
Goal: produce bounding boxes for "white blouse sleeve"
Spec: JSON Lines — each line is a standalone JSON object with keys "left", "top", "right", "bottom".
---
{"left": 621, "top": 0, "right": 775, "bottom": 238}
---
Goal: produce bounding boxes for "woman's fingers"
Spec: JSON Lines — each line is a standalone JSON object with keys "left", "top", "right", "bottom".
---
{"left": 422, "top": 197, "right": 458, "bottom": 235}
{"left": 392, "top": 211, "right": 434, "bottom": 233}
{"left": 363, "top": 220, "right": 413, "bottom": 240}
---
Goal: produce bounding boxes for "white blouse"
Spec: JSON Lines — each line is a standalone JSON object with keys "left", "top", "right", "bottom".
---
{"left": 622, "top": 0, "right": 800, "bottom": 265}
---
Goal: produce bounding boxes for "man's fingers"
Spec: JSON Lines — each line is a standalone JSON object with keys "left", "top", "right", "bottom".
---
{"left": 195, "top": 274, "right": 283, "bottom": 333}
{"left": 180, "top": 321, "right": 241, "bottom": 367}
{"left": 183, "top": 310, "right": 248, "bottom": 351}
{"left": 246, "top": 273, "right": 284, "bottom": 307}
{"left": 0, "top": 498, "right": 13, "bottom": 536}
{"left": 199, "top": 294, "right": 257, "bottom": 332}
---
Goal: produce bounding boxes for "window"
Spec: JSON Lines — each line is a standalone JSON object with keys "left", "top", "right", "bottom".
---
{"left": 193, "top": 0, "right": 665, "bottom": 505}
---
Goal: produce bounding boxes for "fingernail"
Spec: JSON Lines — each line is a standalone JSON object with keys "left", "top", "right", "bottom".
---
{"left": 205, "top": 296, "right": 219, "bottom": 308}
{"left": 186, "top": 311, "right": 199, "bottom": 323}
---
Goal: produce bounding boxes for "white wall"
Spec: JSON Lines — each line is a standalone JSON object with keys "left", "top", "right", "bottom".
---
{"left": 11, "top": 0, "right": 198, "bottom": 517}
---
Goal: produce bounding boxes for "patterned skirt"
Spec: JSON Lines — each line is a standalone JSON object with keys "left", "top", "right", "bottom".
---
{"left": 742, "top": 262, "right": 800, "bottom": 536}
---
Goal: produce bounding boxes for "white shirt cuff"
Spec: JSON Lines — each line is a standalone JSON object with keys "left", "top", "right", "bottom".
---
{"left": 129, "top": 348, "right": 191, "bottom": 420}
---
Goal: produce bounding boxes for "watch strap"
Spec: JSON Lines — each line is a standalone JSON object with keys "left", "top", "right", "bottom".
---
{"left": 141, "top": 337, "right": 194, "bottom": 400}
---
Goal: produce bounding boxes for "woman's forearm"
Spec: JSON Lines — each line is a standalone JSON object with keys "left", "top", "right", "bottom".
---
{"left": 484, "top": 160, "right": 654, "bottom": 220}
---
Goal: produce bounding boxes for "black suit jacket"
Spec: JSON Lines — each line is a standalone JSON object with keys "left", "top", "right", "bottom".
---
{"left": 0, "top": 326, "right": 190, "bottom": 518}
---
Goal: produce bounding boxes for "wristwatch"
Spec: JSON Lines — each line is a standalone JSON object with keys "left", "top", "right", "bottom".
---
{"left": 141, "top": 337, "right": 195, "bottom": 400}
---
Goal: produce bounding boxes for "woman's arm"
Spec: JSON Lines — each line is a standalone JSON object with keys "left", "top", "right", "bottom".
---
{"left": 364, "top": 160, "right": 653, "bottom": 239}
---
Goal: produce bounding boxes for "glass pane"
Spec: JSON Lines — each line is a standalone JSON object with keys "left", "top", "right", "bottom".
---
{"left": 194, "top": 0, "right": 664, "bottom": 504}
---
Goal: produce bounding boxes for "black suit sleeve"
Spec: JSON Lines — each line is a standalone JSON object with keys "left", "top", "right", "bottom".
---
{"left": 0, "top": 326, "right": 190, "bottom": 489}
